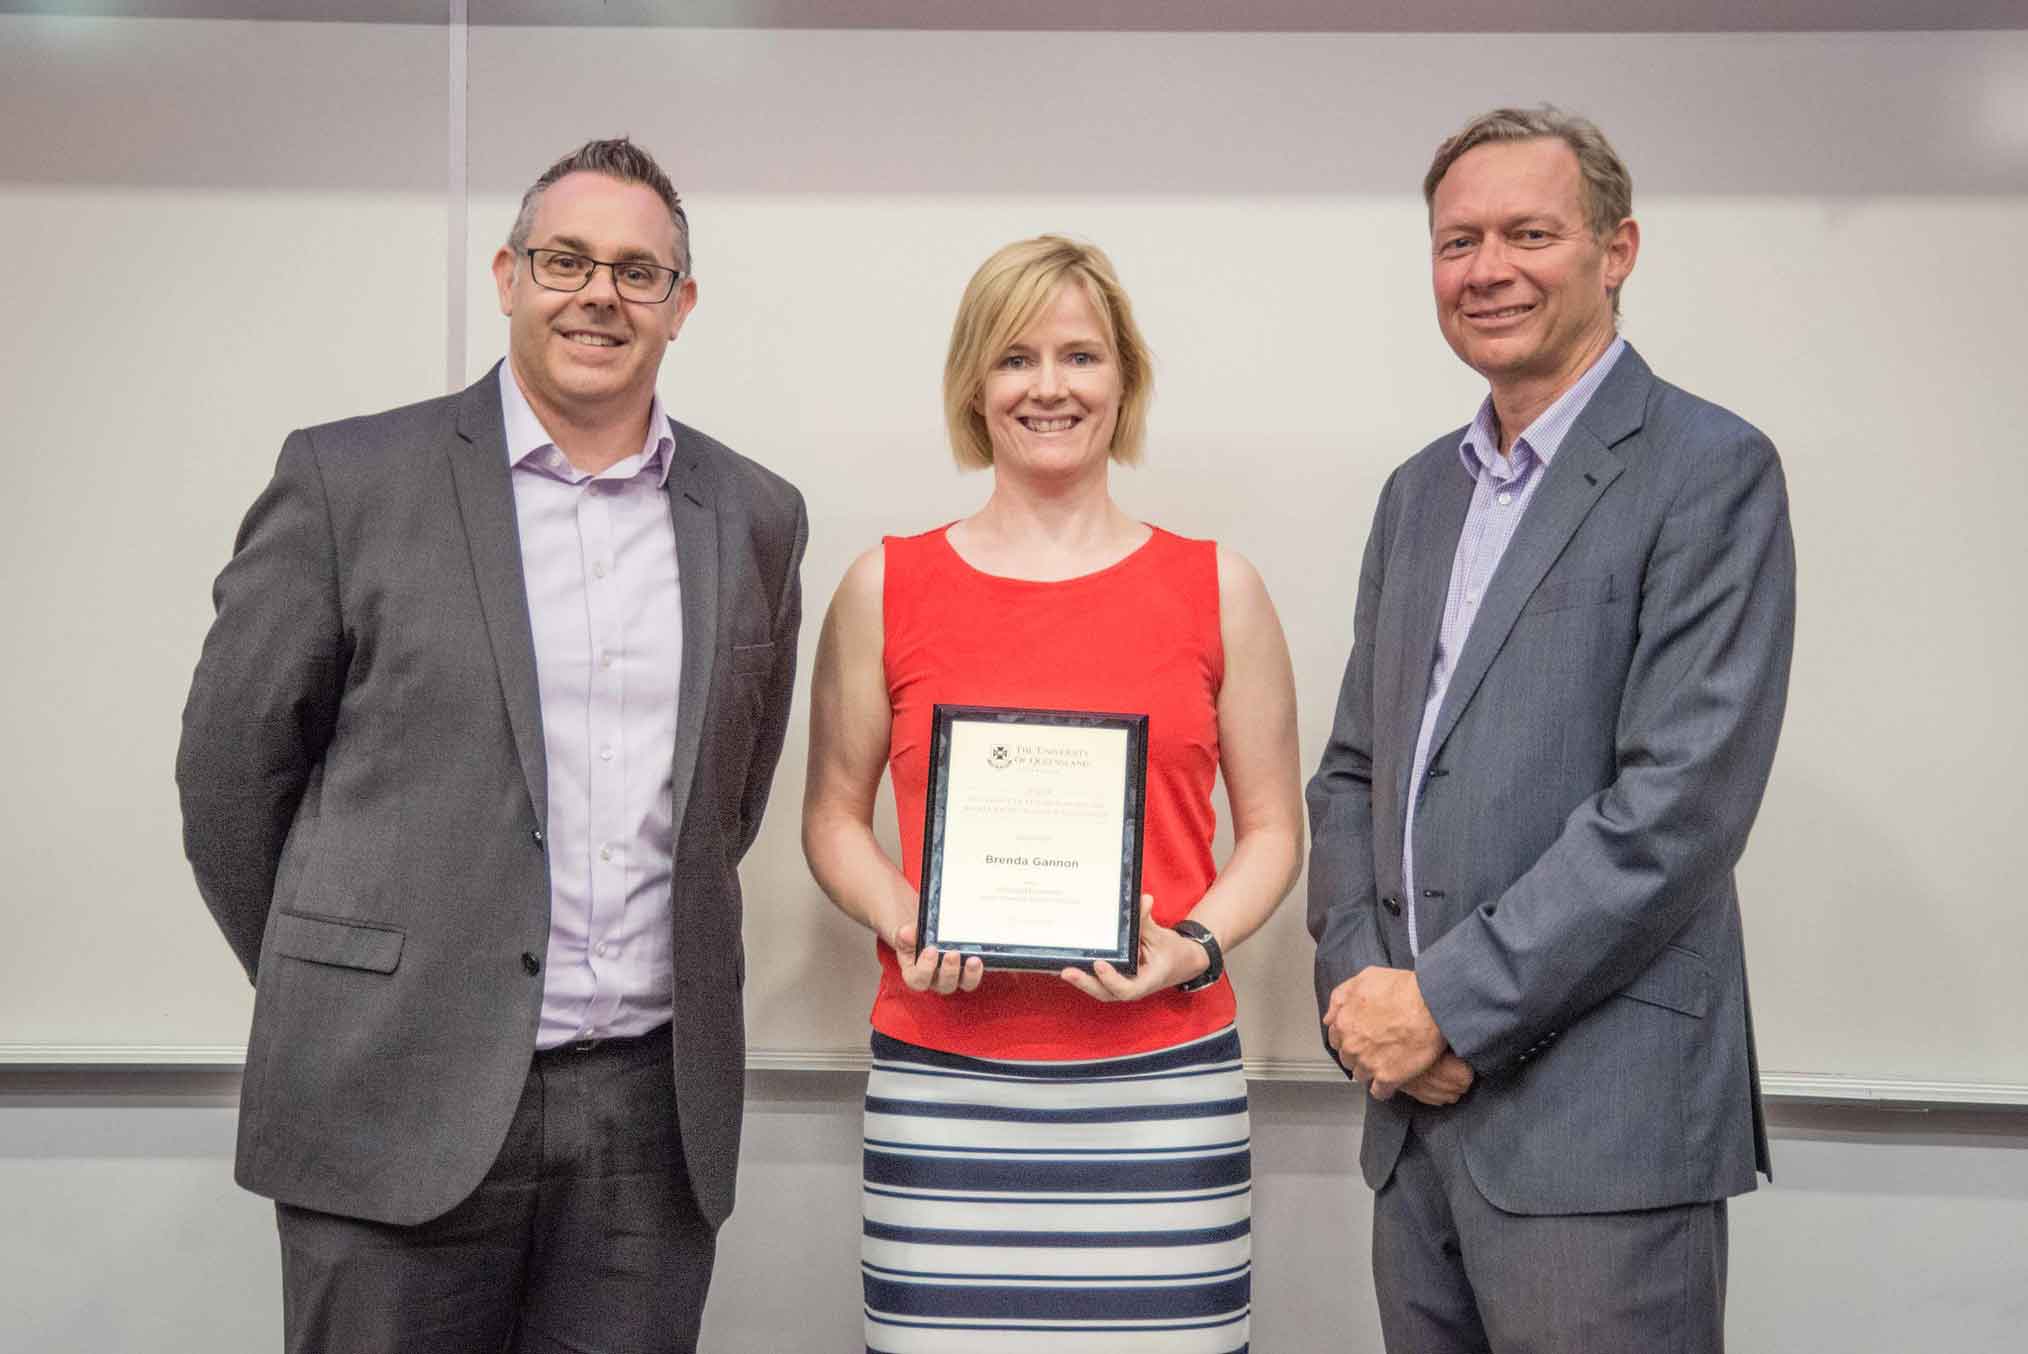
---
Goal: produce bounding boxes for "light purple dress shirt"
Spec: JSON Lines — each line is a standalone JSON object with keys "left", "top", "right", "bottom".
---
{"left": 1405, "top": 337, "right": 1625, "bottom": 956}
{"left": 500, "top": 361, "right": 683, "bottom": 1048}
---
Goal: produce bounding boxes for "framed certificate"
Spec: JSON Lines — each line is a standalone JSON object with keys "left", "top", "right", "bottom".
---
{"left": 917, "top": 704, "right": 1149, "bottom": 973}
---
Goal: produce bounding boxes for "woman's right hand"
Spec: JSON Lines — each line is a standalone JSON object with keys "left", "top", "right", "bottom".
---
{"left": 887, "top": 917, "right": 985, "bottom": 995}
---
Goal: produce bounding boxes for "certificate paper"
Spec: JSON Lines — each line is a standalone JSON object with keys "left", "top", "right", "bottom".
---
{"left": 918, "top": 705, "right": 1148, "bottom": 972}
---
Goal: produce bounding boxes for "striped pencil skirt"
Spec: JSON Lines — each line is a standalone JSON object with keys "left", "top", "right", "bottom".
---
{"left": 860, "top": 1025, "right": 1251, "bottom": 1353}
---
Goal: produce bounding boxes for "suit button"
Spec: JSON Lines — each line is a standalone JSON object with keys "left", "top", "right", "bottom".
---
{"left": 1382, "top": 896, "right": 1402, "bottom": 916}
{"left": 530, "top": 827, "right": 544, "bottom": 848}
{"left": 521, "top": 952, "right": 541, "bottom": 976}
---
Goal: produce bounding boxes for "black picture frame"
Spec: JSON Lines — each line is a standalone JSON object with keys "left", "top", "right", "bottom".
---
{"left": 917, "top": 704, "right": 1149, "bottom": 973}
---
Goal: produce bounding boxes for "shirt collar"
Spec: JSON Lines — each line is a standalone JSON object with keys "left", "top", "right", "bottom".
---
{"left": 1458, "top": 335, "right": 1626, "bottom": 480}
{"left": 498, "top": 358, "right": 675, "bottom": 488}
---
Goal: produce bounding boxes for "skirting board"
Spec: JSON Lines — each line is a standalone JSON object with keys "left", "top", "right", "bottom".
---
{"left": 2, "top": 1045, "right": 2025, "bottom": 1108}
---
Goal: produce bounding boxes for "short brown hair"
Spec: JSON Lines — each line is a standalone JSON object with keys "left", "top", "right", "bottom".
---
{"left": 508, "top": 137, "right": 691, "bottom": 274}
{"left": 942, "top": 236, "right": 1154, "bottom": 470}
{"left": 1424, "top": 106, "right": 1633, "bottom": 313}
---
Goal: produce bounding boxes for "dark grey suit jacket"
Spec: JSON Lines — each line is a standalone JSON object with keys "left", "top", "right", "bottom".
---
{"left": 1307, "top": 344, "right": 1792, "bottom": 1215}
{"left": 177, "top": 365, "right": 806, "bottom": 1229}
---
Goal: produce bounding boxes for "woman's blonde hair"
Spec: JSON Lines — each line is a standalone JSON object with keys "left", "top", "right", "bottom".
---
{"left": 942, "top": 236, "right": 1154, "bottom": 469}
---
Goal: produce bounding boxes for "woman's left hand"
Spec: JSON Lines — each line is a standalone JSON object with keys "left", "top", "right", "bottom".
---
{"left": 1060, "top": 895, "right": 1212, "bottom": 1002}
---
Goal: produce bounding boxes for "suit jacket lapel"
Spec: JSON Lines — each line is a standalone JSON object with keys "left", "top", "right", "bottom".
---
{"left": 447, "top": 364, "right": 548, "bottom": 829}
{"left": 1393, "top": 458, "right": 1476, "bottom": 814}
{"left": 1423, "top": 347, "right": 1650, "bottom": 769}
{"left": 666, "top": 420, "right": 720, "bottom": 844}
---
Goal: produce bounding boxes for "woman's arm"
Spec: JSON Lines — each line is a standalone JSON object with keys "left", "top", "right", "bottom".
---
{"left": 802, "top": 545, "right": 982, "bottom": 995}
{"left": 1063, "top": 544, "right": 1304, "bottom": 1000}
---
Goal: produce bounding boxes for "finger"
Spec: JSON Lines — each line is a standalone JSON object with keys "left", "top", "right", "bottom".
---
{"left": 1369, "top": 1079, "right": 1400, "bottom": 1102}
{"left": 958, "top": 956, "right": 985, "bottom": 992}
{"left": 1090, "top": 960, "right": 1144, "bottom": 1002}
{"left": 932, "top": 949, "right": 965, "bottom": 995}
{"left": 889, "top": 924, "right": 920, "bottom": 968}
{"left": 1059, "top": 967, "right": 1110, "bottom": 1001}
{"left": 901, "top": 944, "right": 937, "bottom": 990}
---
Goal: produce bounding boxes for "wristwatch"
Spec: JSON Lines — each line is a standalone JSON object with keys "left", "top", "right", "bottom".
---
{"left": 1172, "top": 919, "right": 1224, "bottom": 993}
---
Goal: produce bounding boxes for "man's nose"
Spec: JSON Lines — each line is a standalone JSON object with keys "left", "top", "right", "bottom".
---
{"left": 578, "top": 262, "right": 622, "bottom": 304}
{"left": 1466, "top": 238, "right": 1513, "bottom": 288}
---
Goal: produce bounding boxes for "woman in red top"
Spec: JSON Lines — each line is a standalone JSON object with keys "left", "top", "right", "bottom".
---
{"left": 803, "top": 236, "right": 1302, "bottom": 1353}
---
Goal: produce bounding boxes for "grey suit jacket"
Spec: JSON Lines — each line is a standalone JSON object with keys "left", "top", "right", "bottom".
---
{"left": 177, "top": 365, "right": 806, "bottom": 1229}
{"left": 1306, "top": 344, "right": 1792, "bottom": 1215}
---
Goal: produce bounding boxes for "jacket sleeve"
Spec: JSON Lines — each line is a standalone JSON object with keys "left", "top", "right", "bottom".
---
{"left": 175, "top": 430, "right": 347, "bottom": 981}
{"left": 1306, "top": 469, "right": 1401, "bottom": 1058}
{"left": 733, "top": 487, "right": 808, "bottom": 861}
{"left": 1415, "top": 429, "right": 1796, "bottom": 1073}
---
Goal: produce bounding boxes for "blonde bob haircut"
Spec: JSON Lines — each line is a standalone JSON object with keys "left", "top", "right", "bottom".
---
{"left": 943, "top": 236, "right": 1154, "bottom": 470}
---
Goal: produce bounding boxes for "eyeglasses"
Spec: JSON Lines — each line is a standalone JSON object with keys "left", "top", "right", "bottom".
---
{"left": 521, "top": 248, "right": 683, "bottom": 304}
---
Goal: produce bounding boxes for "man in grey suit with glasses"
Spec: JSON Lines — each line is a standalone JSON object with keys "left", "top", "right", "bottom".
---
{"left": 1308, "top": 106, "right": 1794, "bottom": 1351}
{"left": 178, "top": 137, "right": 805, "bottom": 1353}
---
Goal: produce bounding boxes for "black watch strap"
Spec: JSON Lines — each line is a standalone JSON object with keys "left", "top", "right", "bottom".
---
{"left": 1172, "top": 919, "right": 1224, "bottom": 993}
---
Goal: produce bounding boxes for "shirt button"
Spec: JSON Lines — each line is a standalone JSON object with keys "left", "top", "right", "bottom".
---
{"left": 600, "top": 746, "right": 614, "bottom": 762}
{"left": 593, "top": 560, "right": 608, "bottom": 579}
{"left": 1465, "top": 591, "right": 1478, "bottom": 604}
{"left": 600, "top": 843, "right": 615, "bottom": 862}
{"left": 595, "top": 942, "right": 609, "bottom": 957}
{"left": 1497, "top": 491, "right": 1512, "bottom": 506}
{"left": 599, "top": 650, "right": 614, "bottom": 669}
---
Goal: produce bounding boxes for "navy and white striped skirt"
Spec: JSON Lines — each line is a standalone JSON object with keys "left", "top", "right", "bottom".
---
{"left": 861, "top": 1024, "right": 1250, "bottom": 1353}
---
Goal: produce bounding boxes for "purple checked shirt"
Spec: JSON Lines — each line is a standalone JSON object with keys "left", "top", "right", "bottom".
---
{"left": 500, "top": 361, "right": 683, "bottom": 1048}
{"left": 1404, "top": 338, "right": 1625, "bottom": 956}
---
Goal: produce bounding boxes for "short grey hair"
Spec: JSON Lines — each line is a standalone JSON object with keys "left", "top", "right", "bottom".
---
{"left": 1423, "top": 106, "right": 1633, "bottom": 314}
{"left": 507, "top": 137, "right": 691, "bottom": 275}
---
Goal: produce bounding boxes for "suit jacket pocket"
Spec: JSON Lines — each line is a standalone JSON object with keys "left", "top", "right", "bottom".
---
{"left": 1521, "top": 573, "right": 1616, "bottom": 616}
{"left": 272, "top": 910, "right": 405, "bottom": 974}
{"left": 731, "top": 640, "right": 776, "bottom": 676}
{"left": 1616, "top": 943, "right": 1711, "bottom": 1019}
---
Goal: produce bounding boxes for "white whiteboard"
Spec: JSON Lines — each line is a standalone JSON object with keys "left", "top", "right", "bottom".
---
{"left": 4, "top": 14, "right": 2025, "bottom": 1101}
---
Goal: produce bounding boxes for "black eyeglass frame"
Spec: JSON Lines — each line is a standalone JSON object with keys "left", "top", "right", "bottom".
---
{"left": 519, "top": 247, "right": 685, "bottom": 304}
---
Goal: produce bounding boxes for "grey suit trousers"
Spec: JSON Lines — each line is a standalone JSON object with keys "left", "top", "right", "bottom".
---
{"left": 275, "top": 1026, "right": 716, "bottom": 1354}
{"left": 1372, "top": 1106, "right": 1728, "bottom": 1354}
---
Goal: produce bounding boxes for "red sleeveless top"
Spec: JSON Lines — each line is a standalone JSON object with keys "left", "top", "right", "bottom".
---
{"left": 872, "top": 524, "right": 1235, "bottom": 1059}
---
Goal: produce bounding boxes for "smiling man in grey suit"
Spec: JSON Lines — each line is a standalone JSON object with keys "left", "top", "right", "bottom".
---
{"left": 178, "top": 138, "right": 805, "bottom": 1353}
{"left": 1308, "top": 107, "right": 1794, "bottom": 1351}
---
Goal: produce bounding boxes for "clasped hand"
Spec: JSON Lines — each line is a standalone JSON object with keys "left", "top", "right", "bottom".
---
{"left": 1323, "top": 966, "right": 1473, "bottom": 1104}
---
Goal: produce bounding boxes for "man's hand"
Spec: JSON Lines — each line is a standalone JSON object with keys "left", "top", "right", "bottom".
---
{"left": 1400, "top": 1052, "right": 1475, "bottom": 1106}
{"left": 1323, "top": 966, "right": 1447, "bottom": 1100}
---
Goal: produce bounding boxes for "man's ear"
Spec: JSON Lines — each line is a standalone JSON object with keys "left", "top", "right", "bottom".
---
{"left": 1602, "top": 216, "right": 1640, "bottom": 295}
{"left": 665, "top": 275, "right": 698, "bottom": 342}
{"left": 492, "top": 247, "right": 518, "bottom": 317}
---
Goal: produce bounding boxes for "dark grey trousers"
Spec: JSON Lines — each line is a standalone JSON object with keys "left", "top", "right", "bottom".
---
{"left": 275, "top": 1024, "right": 717, "bottom": 1354}
{"left": 1372, "top": 1107, "right": 1728, "bottom": 1354}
